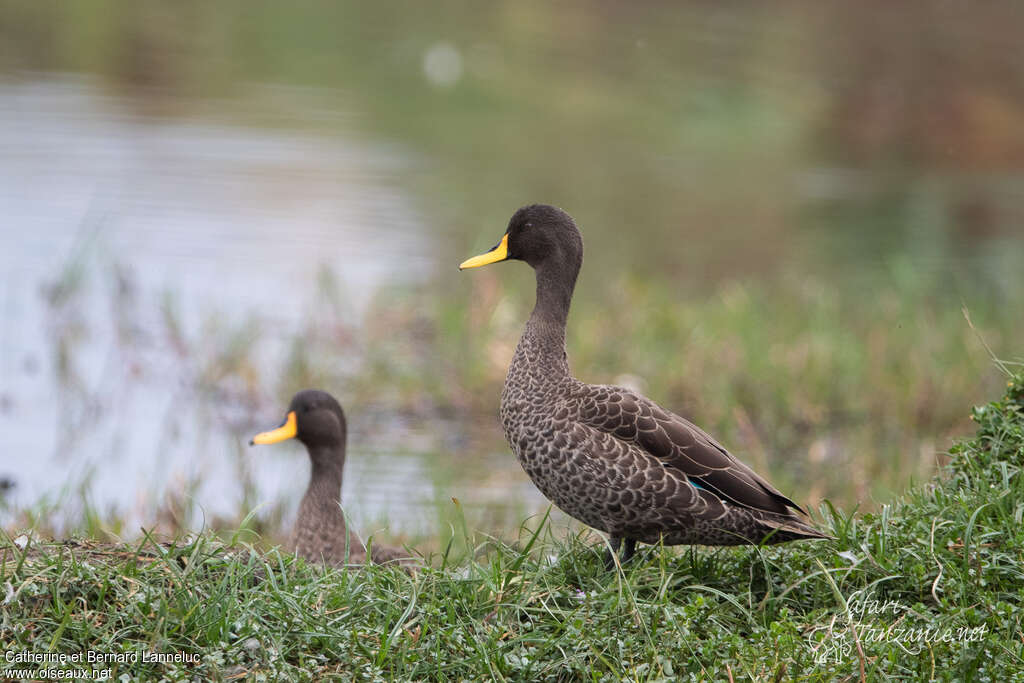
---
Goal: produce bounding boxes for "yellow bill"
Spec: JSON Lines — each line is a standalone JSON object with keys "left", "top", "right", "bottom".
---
{"left": 459, "top": 234, "right": 509, "bottom": 270}
{"left": 250, "top": 411, "right": 297, "bottom": 445}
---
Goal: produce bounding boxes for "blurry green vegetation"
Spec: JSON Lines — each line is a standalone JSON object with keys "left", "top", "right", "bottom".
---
{"left": 4, "top": 1, "right": 1023, "bottom": 274}
{"left": 369, "top": 262, "right": 1023, "bottom": 509}
{"left": 2, "top": 0, "right": 1023, "bottom": 544}
{"left": 3, "top": 376, "right": 1023, "bottom": 680}
{"left": 12, "top": 253, "right": 1021, "bottom": 552}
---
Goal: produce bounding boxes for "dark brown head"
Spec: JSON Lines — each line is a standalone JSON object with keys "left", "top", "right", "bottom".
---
{"left": 459, "top": 204, "right": 583, "bottom": 275}
{"left": 460, "top": 204, "right": 584, "bottom": 322}
{"left": 249, "top": 389, "right": 347, "bottom": 452}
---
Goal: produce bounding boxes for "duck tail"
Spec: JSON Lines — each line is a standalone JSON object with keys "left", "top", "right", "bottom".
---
{"left": 759, "top": 513, "right": 833, "bottom": 543}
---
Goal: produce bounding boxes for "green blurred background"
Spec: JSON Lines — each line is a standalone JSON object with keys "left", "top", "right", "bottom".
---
{"left": 2, "top": 0, "right": 1023, "bottom": 551}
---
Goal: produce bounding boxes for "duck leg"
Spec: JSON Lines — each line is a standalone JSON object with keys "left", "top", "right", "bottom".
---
{"left": 620, "top": 538, "right": 637, "bottom": 564}
{"left": 604, "top": 537, "right": 622, "bottom": 570}
{"left": 604, "top": 537, "right": 639, "bottom": 570}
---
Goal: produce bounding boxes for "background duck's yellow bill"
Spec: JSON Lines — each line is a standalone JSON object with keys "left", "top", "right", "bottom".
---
{"left": 250, "top": 411, "right": 297, "bottom": 445}
{"left": 459, "top": 234, "right": 508, "bottom": 269}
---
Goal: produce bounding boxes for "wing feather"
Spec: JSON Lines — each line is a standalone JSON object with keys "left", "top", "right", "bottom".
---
{"left": 577, "top": 384, "right": 804, "bottom": 516}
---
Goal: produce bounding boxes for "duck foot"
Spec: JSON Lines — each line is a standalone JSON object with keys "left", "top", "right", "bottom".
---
{"left": 603, "top": 537, "right": 638, "bottom": 570}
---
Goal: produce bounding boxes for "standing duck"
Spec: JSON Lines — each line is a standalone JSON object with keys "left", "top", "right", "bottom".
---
{"left": 249, "top": 389, "right": 411, "bottom": 568}
{"left": 460, "top": 204, "right": 828, "bottom": 568}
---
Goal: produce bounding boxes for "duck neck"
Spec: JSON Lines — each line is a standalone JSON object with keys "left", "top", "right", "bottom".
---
{"left": 532, "top": 262, "right": 575, "bottom": 328}
{"left": 515, "top": 261, "right": 578, "bottom": 381}
{"left": 302, "top": 445, "right": 345, "bottom": 512}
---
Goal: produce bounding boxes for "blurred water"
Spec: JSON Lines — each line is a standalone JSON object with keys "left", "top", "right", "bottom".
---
{"left": 0, "top": 77, "right": 456, "bottom": 533}
{"left": 0, "top": 77, "right": 431, "bottom": 316}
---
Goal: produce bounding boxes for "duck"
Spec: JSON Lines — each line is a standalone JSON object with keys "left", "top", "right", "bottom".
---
{"left": 460, "top": 204, "right": 829, "bottom": 568}
{"left": 249, "top": 389, "right": 412, "bottom": 569}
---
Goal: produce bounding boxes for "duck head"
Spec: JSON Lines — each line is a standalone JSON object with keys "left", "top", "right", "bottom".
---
{"left": 461, "top": 204, "right": 584, "bottom": 323}
{"left": 249, "top": 389, "right": 347, "bottom": 451}
{"left": 459, "top": 204, "right": 583, "bottom": 274}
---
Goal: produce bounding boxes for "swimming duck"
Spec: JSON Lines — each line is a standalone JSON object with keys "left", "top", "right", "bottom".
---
{"left": 249, "top": 389, "right": 411, "bottom": 568}
{"left": 460, "top": 204, "right": 828, "bottom": 568}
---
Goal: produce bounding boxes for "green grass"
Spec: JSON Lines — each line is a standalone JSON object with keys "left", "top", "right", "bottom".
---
{"left": 4, "top": 373, "right": 1022, "bottom": 681}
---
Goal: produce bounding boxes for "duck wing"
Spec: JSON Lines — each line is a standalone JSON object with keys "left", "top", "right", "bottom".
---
{"left": 574, "top": 384, "right": 805, "bottom": 517}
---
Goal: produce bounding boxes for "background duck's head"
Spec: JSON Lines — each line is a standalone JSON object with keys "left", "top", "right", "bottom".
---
{"left": 250, "top": 389, "right": 347, "bottom": 452}
{"left": 460, "top": 204, "right": 583, "bottom": 275}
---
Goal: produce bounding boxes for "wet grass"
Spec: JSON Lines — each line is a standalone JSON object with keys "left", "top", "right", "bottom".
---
{"left": 3, "top": 374, "right": 1022, "bottom": 680}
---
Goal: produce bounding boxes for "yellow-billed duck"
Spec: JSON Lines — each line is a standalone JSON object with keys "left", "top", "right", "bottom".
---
{"left": 249, "top": 389, "right": 411, "bottom": 569}
{"left": 460, "top": 204, "right": 828, "bottom": 568}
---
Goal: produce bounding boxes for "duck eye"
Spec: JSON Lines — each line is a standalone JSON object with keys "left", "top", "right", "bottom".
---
{"left": 525, "top": 222, "right": 533, "bottom": 229}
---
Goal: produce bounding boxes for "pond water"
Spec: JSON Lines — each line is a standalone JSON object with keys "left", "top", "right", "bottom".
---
{"left": 0, "top": 76, "right": 544, "bottom": 536}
